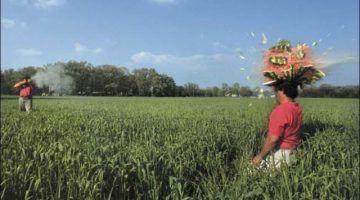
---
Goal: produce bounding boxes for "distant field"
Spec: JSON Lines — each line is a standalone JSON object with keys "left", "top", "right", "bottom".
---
{"left": 1, "top": 96, "right": 359, "bottom": 199}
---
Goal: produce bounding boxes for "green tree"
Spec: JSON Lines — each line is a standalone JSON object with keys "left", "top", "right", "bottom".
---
{"left": 133, "top": 68, "right": 158, "bottom": 96}
{"left": 1, "top": 69, "right": 22, "bottom": 94}
{"left": 151, "top": 74, "right": 176, "bottom": 97}
{"left": 231, "top": 82, "right": 240, "bottom": 96}
{"left": 221, "top": 83, "right": 230, "bottom": 96}
{"left": 239, "top": 86, "right": 253, "bottom": 97}
{"left": 175, "top": 86, "right": 185, "bottom": 97}
{"left": 99, "top": 64, "right": 122, "bottom": 95}
{"left": 184, "top": 82, "right": 200, "bottom": 96}
{"left": 64, "top": 61, "right": 92, "bottom": 95}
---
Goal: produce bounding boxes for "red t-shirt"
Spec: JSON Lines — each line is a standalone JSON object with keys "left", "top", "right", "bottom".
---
{"left": 268, "top": 101, "right": 302, "bottom": 149}
{"left": 19, "top": 84, "right": 33, "bottom": 97}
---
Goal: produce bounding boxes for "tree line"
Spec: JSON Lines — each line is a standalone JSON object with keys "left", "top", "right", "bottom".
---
{"left": 1, "top": 60, "right": 358, "bottom": 98}
{"left": 299, "top": 84, "right": 359, "bottom": 98}
{"left": 0, "top": 61, "right": 258, "bottom": 97}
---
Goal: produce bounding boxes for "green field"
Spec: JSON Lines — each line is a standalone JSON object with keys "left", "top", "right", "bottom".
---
{"left": 1, "top": 96, "right": 359, "bottom": 199}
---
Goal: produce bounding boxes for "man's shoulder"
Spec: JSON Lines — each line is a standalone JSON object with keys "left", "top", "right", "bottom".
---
{"left": 272, "top": 103, "right": 294, "bottom": 114}
{"left": 274, "top": 102, "right": 302, "bottom": 115}
{"left": 271, "top": 105, "right": 286, "bottom": 116}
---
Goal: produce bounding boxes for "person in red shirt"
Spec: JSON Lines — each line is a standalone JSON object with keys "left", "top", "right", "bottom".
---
{"left": 13, "top": 76, "right": 33, "bottom": 112}
{"left": 252, "top": 80, "right": 302, "bottom": 168}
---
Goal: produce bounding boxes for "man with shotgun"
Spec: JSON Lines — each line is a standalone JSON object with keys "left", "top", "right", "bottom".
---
{"left": 13, "top": 76, "right": 33, "bottom": 112}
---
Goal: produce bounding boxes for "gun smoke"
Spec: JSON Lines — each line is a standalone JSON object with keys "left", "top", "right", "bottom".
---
{"left": 316, "top": 55, "right": 359, "bottom": 69}
{"left": 32, "top": 64, "right": 73, "bottom": 95}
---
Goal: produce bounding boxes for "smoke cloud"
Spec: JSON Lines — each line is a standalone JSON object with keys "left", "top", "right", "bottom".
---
{"left": 316, "top": 55, "right": 359, "bottom": 69}
{"left": 32, "top": 63, "right": 73, "bottom": 95}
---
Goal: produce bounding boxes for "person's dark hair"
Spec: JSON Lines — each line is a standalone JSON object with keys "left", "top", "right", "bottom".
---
{"left": 274, "top": 80, "right": 299, "bottom": 99}
{"left": 23, "top": 76, "right": 31, "bottom": 80}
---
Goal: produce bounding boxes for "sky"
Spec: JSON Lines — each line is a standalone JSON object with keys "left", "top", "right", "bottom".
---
{"left": 1, "top": 0, "right": 359, "bottom": 87}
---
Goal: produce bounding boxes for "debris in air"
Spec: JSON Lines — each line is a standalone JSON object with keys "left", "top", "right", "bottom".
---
{"left": 261, "top": 33, "right": 267, "bottom": 45}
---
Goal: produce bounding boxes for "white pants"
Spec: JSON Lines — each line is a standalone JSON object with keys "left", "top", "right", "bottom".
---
{"left": 260, "top": 149, "right": 296, "bottom": 169}
{"left": 19, "top": 97, "right": 32, "bottom": 112}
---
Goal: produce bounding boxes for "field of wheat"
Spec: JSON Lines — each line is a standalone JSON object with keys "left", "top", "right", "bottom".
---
{"left": 1, "top": 96, "right": 359, "bottom": 199}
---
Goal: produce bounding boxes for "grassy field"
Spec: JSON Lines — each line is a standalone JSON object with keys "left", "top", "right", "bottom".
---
{"left": 1, "top": 96, "right": 359, "bottom": 199}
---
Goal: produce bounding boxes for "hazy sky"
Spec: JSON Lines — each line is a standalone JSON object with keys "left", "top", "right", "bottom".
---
{"left": 1, "top": 0, "right": 359, "bottom": 87}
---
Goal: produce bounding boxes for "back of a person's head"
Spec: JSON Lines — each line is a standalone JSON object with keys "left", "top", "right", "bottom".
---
{"left": 274, "top": 80, "right": 299, "bottom": 99}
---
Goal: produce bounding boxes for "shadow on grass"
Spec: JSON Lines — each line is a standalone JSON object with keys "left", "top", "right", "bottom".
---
{"left": 33, "top": 97, "right": 70, "bottom": 100}
{"left": 0, "top": 96, "right": 18, "bottom": 100}
{"left": 300, "top": 120, "right": 345, "bottom": 142}
{"left": 1, "top": 96, "right": 71, "bottom": 100}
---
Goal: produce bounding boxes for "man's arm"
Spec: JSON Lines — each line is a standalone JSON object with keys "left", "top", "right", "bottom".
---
{"left": 252, "top": 134, "right": 280, "bottom": 166}
{"left": 13, "top": 80, "right": 26, "bottom": 88}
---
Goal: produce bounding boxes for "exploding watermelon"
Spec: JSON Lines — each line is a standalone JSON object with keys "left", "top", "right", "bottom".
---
{"left": 262, "top": 40, "right": 325, "bottom": 87}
